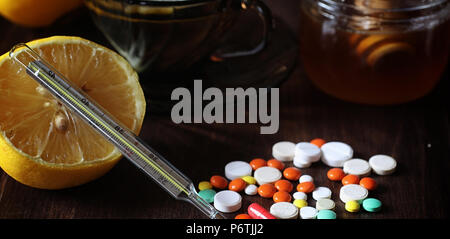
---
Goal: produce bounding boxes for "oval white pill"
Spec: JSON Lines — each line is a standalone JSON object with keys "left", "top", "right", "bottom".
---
{"left": 312, "top": 187, "right": 332, "bottom": 201}
{"left": 299, "top": 174, "right": 314, "bottom": 183}
{"left": 293, "top": 156, "right": 312, "bottom": 168}
{"left": 300, "top": 206, "right": 318, "bottom": 219}
{"left": 293, "top": 191, "right": 308, "bottom": 200}
{"left": 213, "top": 190, "right": 242, "bottom": 213}
{"left": 224, "top": 161, "right": 252, "bottom": 180}
{"left": 316, "top": 198, "right": 335, "bottom": 211}
{"left": 253, "top": 166, "right": 282, "bottom": 185}
{"left": 272, "top": 141, "right": 296, "bottom": 162}
{"left": 369, "top": 154, "right": 397, "bottom": 175}
{"left": 343, "top": 158, "right": 371, "bottom": 176}
{"left": 339, "top": 184, "right": 368, "bottom": 203}
{"left": 295, "top": 142, "right": 321, "bottom": 163}
{"left": 270, "top": 202, "right": 299, "bottom": 219}
{"left": 321, "top": 142, "right": 353, "bottom": 167}
{"left": 244, "top": 184, "right": 258, "bottom": 196}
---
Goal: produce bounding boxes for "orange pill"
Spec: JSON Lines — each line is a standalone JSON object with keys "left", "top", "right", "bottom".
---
{"left": 359, "top": 177, "right": 377, "bottom": 190}
{"left": 342, "top": 174, "right": 360, "bottom": 185}
{"left": 274, "top": 179, "right": 294, "bottom": 192}
{"left": 273, "top": 191, "right": 292, "bottom": 203}
{"left": 210, "top": 175, "right": 228, "bottom": 189}
{"left": 249, "top": 158, "right": 267, "bottom": 170}
{"left": 229, "top": 178, "right": 247, "bottom": 192}
{"left": 310, "top": 138, "right": 326, "bottom": 148}
{"left": 296, "top": 181, "right": 315, "bottom": 193}
{"left": 267, "top": 159, "right": 285, "bottom": 171}
{"left": 327, "top": 168, "right": 346, "bottom": 181}
{"left": 258, "top": 184, "right": 277, "bottom": 198}
{"left": 235, "top": 214, "right": 253, "bottom": 219}
{"left": 283, "top": 167, "right": 302, "bottom": 181}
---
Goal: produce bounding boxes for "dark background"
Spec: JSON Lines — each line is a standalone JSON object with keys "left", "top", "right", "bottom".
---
{"left": 0, "top": 0, "right": 449, "bottom": 219}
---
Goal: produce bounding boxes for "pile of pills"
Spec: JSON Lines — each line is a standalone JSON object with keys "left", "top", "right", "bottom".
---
{"left": 197, "top": 138, "right": 397, "bottom": 219}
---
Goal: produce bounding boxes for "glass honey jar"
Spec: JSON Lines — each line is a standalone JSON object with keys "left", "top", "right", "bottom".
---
{"left": 299, "top": 0, "right": 450, "bottom": 104}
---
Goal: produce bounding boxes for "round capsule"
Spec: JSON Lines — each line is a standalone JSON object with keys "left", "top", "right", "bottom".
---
{"left": 342, "top": 174, "right": 360, "bottom": 185}
{"left": 283, "top": 167, "right": 302, "bottom": 181}
{"left": 258, "top": 184, "right": 277, "bottom": 198}
{"left": 359, "top": 177, "right": 377, "bottom": 190}
{"left": 210, "top": 175, "right": 228, "bottom": 189}
{"left": 274, "top": 179, "right": 294, "bottom": 192}
{"left": 249, "top": 158, "right": 267, "bottom": 170}
{"left": 345, "top": 200, "right": 360, "bottom": 213}
{"left": 267, "top": 159, "right": 285, "bottom": 171}
{"left": 198, "top": 181, "right": 213, "bottom": 191}
{"left": 229, "top": 178, "right": 247, "bottom": 192}
{"left": 235, "top": 214, "right": 253, "bottom": 219}
{"left": 310, "top": 138, "right": 326, "bottom": 148}
{"left": 362, "top": 198, "right": 382, "bottom": 212}
{"left": 241, "top": 175, "right": 256, "bottom": 185}
{"left": 198, "top": 189, "right": 216, "bottom": 203}
{"left": 327, "top": 168, "right": 346, "bottom": 181}
{"left": 273, "top": 191, "right": 292, "bottom": 203}
{"left": 297, "top": 181, "right": 315, "bottom": 193}
{"left": 293, "top": 199, "right": 308, "bottom": 209}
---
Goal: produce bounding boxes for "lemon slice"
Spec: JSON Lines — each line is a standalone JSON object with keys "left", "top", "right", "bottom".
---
{"left": 0, "top": 36, "right": 146, "bottom": 189}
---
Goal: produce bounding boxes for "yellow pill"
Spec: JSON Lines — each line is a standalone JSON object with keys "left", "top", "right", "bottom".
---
{"left": 241, "top": 176, "right": 256, "bottom": 185}
{"left": 345, "top": 200, "right": 360, "bottom": 213}
{"left": 293, "top": 199, "right": 308, "bottom": 209}
{"left": 198, "top": 181, "right": 213, "bottom": 191}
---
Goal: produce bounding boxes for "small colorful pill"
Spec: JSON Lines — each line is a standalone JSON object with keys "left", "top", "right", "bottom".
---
{"left": 235, "top": 214, "right": 253, "bottom": 219}
{"left": 249, "top": 158, "right": 267, "bottom": 170}
{"left": 342, "top": 174, "right": 360, "bottom": 185}
{"left": 241, "top": 175, "right": 256, "bottom": 185}
{"left": 327, "top": 168, "right": 346, "bottom": 181}
{"left": 362, "top": 198, "right": 382, "bottom": 212}
{"left": 283, "top": 167, "right": 302, "bottom": 181}
{"left": 210, "top": 175, "right": 228, "bottom": 189}
{"left": 248, "top": 203, "right": 276, "bottom": 219}
{"left": 198, "top": 189, "right": 216, "bottom": 203}
{"left": 345, "top": 200, "right": 360, "bottom": 213}
{"left": 267, "top": 159, "right": 285, "bottom": 171}
{"left": 274, "top": 179, "right": 294, "bottom": 192}
{"left": 229, "top": 178, "right": 247, "bottom": 192}
{"left": 359, "top": 177, "right": 377, "bottom": 190}
{"left": 273, "top": 191, "right": 292, "bottom": 203}
{"left": 310, "top": 138, "right": 326, "bottom": 148}
{"left": 198, "top": 181, "right": 213, "bottom": 191}
{"left": 297, "top": 181, "right": 315, "bottom": 193}
{"left": 258, "top": 184, "right": 277, "bottom": 198}
{"left": 293, "top": 199, "right": 308, "bottom": 209}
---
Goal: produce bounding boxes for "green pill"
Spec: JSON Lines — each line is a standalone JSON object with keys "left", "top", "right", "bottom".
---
{"left": 198, "top": 189, "right": 216, "bottom": 203}
{"left": 316, "top": 209, "right": 336, "bottom": 219}
{"left": 362, "top": 198, "right": 382, "bottom": 212}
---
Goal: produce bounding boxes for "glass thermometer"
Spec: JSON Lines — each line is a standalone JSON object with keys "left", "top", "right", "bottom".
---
{"left": 9, "top": 43, "right": 225, "bottom": 219}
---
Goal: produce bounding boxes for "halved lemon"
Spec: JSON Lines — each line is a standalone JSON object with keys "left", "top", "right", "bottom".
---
{"left": 0, "top": 36, "right": 146, "bottom": 189}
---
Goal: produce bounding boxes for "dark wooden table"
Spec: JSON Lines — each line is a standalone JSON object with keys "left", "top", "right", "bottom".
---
{"left": 0, "top": 0, "right": 449, "bottom": 219}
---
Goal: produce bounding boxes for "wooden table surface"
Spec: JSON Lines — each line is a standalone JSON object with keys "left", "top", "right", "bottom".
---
{"left": 0, "top": 0, "right": 449, "bottom": 219}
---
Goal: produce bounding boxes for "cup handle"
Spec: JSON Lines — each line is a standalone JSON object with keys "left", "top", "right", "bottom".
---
{"left": 211, "top": 0, "right": 274, "bottom": 60}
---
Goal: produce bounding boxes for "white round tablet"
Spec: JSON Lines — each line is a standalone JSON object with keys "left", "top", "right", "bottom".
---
{"left": 312, "top": 187, "right": 332, "bottom": 201}
{"left": 293, "top": 156, "right": 312, "bottom": 168}
{"left": 299, "top": 206, "right": 318, "bottom": 219}
{"left": 293, "top": 191, "right": 308, "bottom": 200}
{"left": 270, "top": 202, "right": 299, "bottom": 219}
{"left": 339, "top": 184, "right": 368, "bottom": 203}
{"left": 321, "top": 142, "right": 353, "bottom": 167}
{"left": 272, "top": 141, "right": 296, "bottom": 162}
{"left": 253, "top": 166, "right": 282, "bottom": 185}
{"left": 299, "top": 174, "right": 314, "bottom": 183}
{"left": 343, "top": 158, "right": 371, "bottom": 176}
{"left": 369, "top": 154, "right": 397, "bottom": 175}
{"left": 224, "top": 161, "right": 252, "bottom": 180}
{"left": 213, "top": 190, "right": 242, "bottom": 213}
{"left": 316, "top": 198, "right": 335, "bottom": 211}
{"left": 295, "top": 142, "right": 321, "bottom": 163}
{"left": 244, "top": 184, "right": 258, "bottom": 196}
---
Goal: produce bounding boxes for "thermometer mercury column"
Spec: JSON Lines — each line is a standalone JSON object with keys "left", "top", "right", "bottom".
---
{"left": 9, "top": 43, "right": 225, "bottom": 219}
